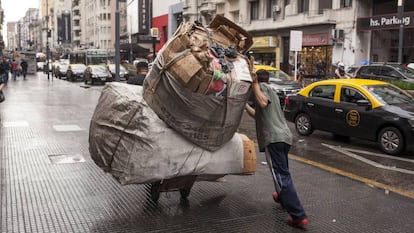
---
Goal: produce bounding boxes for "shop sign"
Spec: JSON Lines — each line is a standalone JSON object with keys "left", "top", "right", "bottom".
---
{"left": 252, "top": 36, "right": 278, "bottom": 48}
{"left": 302, "top": 33, "right": 329, "bottom": 46}
{"left": 357, "top": 12, "right": 414, "bottom": 31}
{"left": 138, "top": 0, "right": 150, "bottom": 35}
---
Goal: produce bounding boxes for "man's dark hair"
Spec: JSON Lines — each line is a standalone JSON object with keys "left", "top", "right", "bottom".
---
{"left": 135, "top": 61, "right": 148, "bottom": 70}
{"left": 256, "top": 69, "right": 269, "bottom": 83}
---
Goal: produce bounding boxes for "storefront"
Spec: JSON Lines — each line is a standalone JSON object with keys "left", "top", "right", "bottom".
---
{"left": 357, "top": 11, "right": 414, "bottom": 63}
{"left": 249, "top": 36, "right": 278, "bottom": 67}
{"left": 298, "top": 32, "right": 333, "bottom": 78}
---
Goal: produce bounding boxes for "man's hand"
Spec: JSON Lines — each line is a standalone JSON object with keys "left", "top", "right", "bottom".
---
{"left": 249, "top": 56, "right": 258, "bottom": 83}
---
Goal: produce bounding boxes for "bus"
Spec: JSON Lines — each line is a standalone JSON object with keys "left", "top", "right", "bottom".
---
{"left": 69, "top": 49, "right": 109, "bottom": 66}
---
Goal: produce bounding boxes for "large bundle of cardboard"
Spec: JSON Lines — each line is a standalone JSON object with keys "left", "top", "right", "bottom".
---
{"left": 89, "top": 83, "right": 256, "bottom": 185}
{"left": 143, "top": 15, "right": 253, "bottom": 151}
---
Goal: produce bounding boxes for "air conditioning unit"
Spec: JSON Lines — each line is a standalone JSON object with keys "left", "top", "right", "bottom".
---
{"left": 273, "top": 5, "right": 281, "bottom": 12}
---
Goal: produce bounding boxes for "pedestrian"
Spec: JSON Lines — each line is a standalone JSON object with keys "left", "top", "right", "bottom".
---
{"left": 316, "top": 59, "right": 324, "bottom": 79}
{"left": 127, "top": 61, "right": 149, "bottom": 86}
{"left": 2, "top": 57, "right": 10, "bottom": 84}
{"left": 11, "top": 59, "right": 18, "bottom": 81}
{"left": 20, "top": 59, "right": 28, "bottom": 79}
{"left": 334, "top": 62, "right": 345, "bottom": 79}
{"left": 245, "top": 63, "right": 308, "bottom": 230}
{"left": 297, "top": 64, "right": 306, "bottom": 87}
{"left": 0, "top": 67, "right": 5, "bottom": 103}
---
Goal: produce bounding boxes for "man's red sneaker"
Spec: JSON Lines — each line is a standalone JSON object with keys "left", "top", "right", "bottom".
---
{"left": 288, "top": 216, "right": 308, "bottom": 230}
{"left": 272, "top": 192, "right": 280, "bottom": 203}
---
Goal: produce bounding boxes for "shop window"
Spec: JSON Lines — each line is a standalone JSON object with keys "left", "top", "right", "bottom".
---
{"left": 251, "top": 1, "right": 260, "bottom": 20}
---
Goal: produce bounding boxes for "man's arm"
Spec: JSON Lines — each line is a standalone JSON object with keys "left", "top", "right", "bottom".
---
{"left": 251, "top": 82, "right": 269, "bottom": 109}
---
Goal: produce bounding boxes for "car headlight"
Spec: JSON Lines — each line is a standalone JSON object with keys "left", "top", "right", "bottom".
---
{"left": 92, "top": 74, "right": 97, "bottom": 78}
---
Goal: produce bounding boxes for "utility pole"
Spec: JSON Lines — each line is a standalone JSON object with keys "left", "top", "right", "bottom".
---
{"left": 397, "top": 0, "right": 404, "bottom": 64}
{"left": 46, "top": 0, "right": 50, "bottom": 80}
{"left": 115, "top": 0, "right": 125, "bottom": 82}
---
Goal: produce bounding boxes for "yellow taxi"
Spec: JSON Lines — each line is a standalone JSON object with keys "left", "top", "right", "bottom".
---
{"left": 283, "top": 79, "right": 414, "bottom": 155}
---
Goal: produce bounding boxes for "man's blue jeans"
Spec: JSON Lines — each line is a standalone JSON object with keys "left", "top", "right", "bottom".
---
{"left": 265, "top": 142, "right": 307, "bottom": 220}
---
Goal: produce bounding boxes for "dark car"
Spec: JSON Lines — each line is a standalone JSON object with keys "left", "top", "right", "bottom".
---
{"left": 84, "top": 65, "right": 113, "bottom": 85}
{"left": 283, "top": 79, "right": 414, "bottom": 155}
{"left": 355, "top": 63, "right": 414, "bottom": 83}
{"left": 67, "top": 64, "right": 87, "bottom": 81}
{"left": 254, "top": 65, "right": 302, "bottom": 107}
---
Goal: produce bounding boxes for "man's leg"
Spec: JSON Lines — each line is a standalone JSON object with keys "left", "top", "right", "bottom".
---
{"left": 265, "top": 143, "right": 307, "bottom": 220}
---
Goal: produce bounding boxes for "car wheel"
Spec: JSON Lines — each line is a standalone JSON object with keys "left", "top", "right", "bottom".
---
{"left": 378, "top": 127, "right": 404, "bottom": 155}
{"left": 295, "top": 113, "right": 313, "bottom": 136}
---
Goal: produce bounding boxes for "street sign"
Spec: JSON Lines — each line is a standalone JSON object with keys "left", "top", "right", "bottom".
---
{"left": 290, "top": 30, "right": 303, "bottom": 51}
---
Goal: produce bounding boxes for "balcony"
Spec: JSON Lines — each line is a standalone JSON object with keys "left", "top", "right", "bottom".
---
{"left": 73, "top": 14, "right": 81, "bottom": 21}
{"left": 73, "top": 25, "right": 81, "bottom": 31}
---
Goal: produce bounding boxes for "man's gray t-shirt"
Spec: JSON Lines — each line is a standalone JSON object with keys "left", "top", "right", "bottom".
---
{"left": 254, "top": 83, "right": 293, "bottom": 152}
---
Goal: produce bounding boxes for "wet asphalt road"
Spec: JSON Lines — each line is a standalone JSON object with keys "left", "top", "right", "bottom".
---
{"left": 86, "top": 80, "right": 414, "bottom": 197}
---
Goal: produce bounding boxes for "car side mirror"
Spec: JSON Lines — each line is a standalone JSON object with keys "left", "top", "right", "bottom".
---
{"left": 356, "top": 99, "right": 372, "bottom": 109}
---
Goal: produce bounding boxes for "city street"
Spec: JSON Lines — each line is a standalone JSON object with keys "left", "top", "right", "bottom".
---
{"left": 1, "top": 72, "right": 414, "bottom": 233}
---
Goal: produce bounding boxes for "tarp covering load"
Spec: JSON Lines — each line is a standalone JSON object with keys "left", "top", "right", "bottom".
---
{"left": 89, "top": 83, "right": 256, "bottom": 185}
{"left": 143, "top": 15, "right": 254, "bottom": 151}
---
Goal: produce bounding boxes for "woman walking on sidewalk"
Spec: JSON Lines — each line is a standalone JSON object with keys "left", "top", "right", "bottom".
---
{"left": 245, "top": 65, "right": 308, "bottom": 230}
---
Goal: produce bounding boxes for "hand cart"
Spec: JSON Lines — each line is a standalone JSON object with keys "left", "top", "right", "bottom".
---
{"left": 148, "top": 175, "right": 197, "bottom": 202}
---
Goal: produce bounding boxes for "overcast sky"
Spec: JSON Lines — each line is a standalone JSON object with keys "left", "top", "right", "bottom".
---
{"left": 2, "top": 0, "right": 40, "bottom": 46}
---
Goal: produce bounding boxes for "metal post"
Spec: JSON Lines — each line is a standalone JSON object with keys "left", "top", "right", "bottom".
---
{"left": 150, "top": 0, "right": 156, "bottom": 60}
{"left": 46, "top": 0, "right": 50, "bottom": 80}
{"left": 398, "top": 0, "right": 404, "bottom": 64}
{"left": 115, "top": 0, "right": 121, "bottom": 82}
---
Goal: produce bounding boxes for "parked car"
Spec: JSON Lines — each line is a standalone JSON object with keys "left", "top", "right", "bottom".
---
{"left": 67, "top": 64, "right": 87, "bottom": 81}
{"left": 254, "top": 65, "right": 302, "bottom": 106}
{"left": 55, "top": 62, "right": 69, "bottom": 79}
{"left": 106, "top": 64, "right": 130, "bottom": 81}
{"left": 283, "top": 79, "right": 414, "bottom": 155}
{"left": 84, "top": 65, "right": 113, "bottom": 85}
{"left": 355, "top": 63, "right": 414, "bottom": 83}
{"left": 345, "top": 65, "right": 360, "bottom": 78}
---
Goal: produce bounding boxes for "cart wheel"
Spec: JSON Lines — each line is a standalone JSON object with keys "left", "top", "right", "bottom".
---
{"left": 150, "top": 181, "right": 161, "bottom": 202}
{"left": 179, "top": 188, "right": 191, "bottom": 199}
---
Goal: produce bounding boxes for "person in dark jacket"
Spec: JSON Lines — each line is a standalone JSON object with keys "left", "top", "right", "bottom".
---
{"left": 127, "top": 61, "right": 149, "bottom": 85}
{"left": 20, "top": 59, "right": 28, "bottom": 79}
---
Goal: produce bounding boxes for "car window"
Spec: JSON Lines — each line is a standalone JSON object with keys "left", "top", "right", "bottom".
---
{"left": 364, "top": 84, "right": 414, "bottom": 105}
{"left": 309, "top": 85, "right": 336, "bottom": 100}
{"left": 358, "top": 66, "right": 378, "bottom": 75}
{"left": 380, "top": 67, "right": 400, "bottom": 79}
{"left": 340, "top": 86, "right": 367, "bottom": 104}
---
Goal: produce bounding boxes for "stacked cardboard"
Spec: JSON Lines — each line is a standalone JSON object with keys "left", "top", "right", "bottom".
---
{"left": 143, "top": 15, "right": 254, "bottom": 151}
{"left": 88, "top": 83, "right": 256, "bottom": 184}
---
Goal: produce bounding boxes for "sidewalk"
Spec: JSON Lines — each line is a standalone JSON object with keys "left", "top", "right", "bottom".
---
{"left": 1, "top": 73, "right": 414, "bottom": 233}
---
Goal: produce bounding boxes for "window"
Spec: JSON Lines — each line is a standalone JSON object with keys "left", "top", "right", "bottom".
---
{"left": 251, "top": 1, "right": 259, "bottom": 20}
{"left": 298, "top": 0, "right": 309, "bottom": 13}
{"left": 310, "top": 85, "right": 336, "bottom": 100}
{"left": 341, "top": 87, "right": 367, "bottom": 103}
{"left": 380, "top": 67, "right": 401, "bottom": 79}
{"left": 358, "top": 66, "right": 379, "bottom": 76}
{"left": 341, "top": 0, "right": 352, "bottom": 8}
{"left": 266, "top": 0, "right": 277, "bottom": 18}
